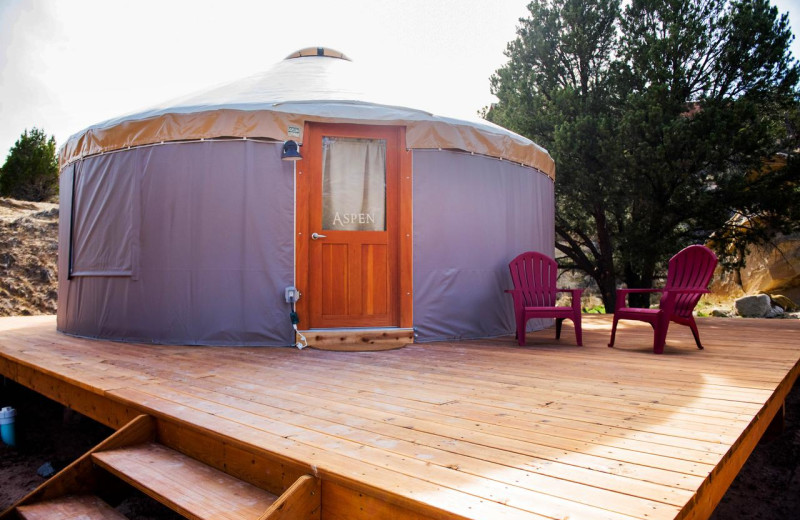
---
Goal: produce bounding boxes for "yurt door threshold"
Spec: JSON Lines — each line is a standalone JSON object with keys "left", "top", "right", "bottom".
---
{"left": 297, "top": 327, "right": 414, "bottom": 351}
{"left": 295, "top": 123, "right": 413, "bottom": 340}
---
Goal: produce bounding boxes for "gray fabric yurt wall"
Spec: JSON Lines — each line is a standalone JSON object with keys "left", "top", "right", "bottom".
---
{"left": 56, "top": 50, "right": 558, "bottom": 347}
{"left": 412, "top": 150, "right": 555, "bottom": 341}
{"left": 57, "top": 140, "right": 296, "bottom": 345}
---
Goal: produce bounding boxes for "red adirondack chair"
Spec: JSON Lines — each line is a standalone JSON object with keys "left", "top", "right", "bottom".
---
{"left": 608, "top": 245, "right": 718, "bottom": 354}
{"left": 506, "top": 252, "right": 583, "bottom": 346}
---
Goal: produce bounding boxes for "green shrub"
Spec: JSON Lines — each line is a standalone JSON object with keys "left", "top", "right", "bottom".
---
{"left": 583, "top": 305, "right": 606, "bottom": 314}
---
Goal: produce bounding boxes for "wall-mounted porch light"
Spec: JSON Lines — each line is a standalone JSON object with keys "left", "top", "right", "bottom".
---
{"left": 281, "top": 140, "right": 302, "bottom": 161}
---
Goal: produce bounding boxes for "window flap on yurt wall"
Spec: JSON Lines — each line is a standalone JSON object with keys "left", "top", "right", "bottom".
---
{"left": 70, "top": 153, "right": 138, "bottom": 277}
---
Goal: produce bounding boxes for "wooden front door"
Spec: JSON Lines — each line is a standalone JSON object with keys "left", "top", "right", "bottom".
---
{"left": 298, "top": 123, "right": 405, "bottom": 329}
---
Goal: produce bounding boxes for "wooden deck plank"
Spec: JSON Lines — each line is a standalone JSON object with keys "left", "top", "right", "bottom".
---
{"left": 39, "top": 339, "right": 735, "bottom": 464}
{"left": 280, "top": 349, "right": 776, "bottom": 407}
{"left": 200, "top": 346, "right": 770, "bottom": 415}
{"left": 111, "top": 386, "right": 655, "bottom": 520}
{"left": 92, "top": 352, "right": 732, "bottom": 486}
{"left": 143, "top": 343, "right": 746, "bottom": 425}
{"left": 198, "top": 345, "right": 772, "bottom": 414}
{"left": 1, "top": 315, "right": 798, "bottom": 520}
{"left": 178, "top": 370, "right": 714, "bottom": 477}
{"left": 238, "top": 361, "right": 754, "bottom": 439}
{"left": 241, "top": 371, "right": 726, "bottom": 466}
{"left": 155, "top": 377, "right": 700, "bottom": 502}
{"left": 195, "top": 354, "right": 741, "bottom": 454}
{"left": 178, "top": 346, "right": 766, "bottom": 420}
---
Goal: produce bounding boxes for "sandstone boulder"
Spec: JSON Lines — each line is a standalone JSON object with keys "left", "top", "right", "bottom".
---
{"left": 734, "top": 294, "right": 772, "bottom": 317}
{"left": 769, "top": 294, "right": 798, "bottom": 312}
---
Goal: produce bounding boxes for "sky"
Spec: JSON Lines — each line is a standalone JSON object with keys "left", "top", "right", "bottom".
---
{"left": 1, "top": 0, "right": 798, "bottom": 159}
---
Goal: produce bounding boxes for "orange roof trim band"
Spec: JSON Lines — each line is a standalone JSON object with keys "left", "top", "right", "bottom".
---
{"left": 60, "top": 110, "right": 555, "bottom": 179}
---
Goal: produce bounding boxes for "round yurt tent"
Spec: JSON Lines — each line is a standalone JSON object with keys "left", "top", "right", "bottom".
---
{"left": 57, "top": 47, "right": 556, "bottom": 346}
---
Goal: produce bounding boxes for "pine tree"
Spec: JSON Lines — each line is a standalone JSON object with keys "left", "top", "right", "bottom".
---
{"left": 0, "top": 128, "right": 59, "bottom": 202}
{"left": 487, "top": 0, "right": 799, "bottom": 309}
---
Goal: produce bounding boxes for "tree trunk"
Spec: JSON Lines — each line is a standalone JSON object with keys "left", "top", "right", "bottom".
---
{"left": 596, "top": 271, "right": 617, "bottom": 313}
{"left": 593, "top": 207, "right": 617, "bottom": 312}
{"left": 623, "top": 262, "right": 656, "bottom": 308}
{"left": 554, "top": 207, "right": 620, "bottom": 312}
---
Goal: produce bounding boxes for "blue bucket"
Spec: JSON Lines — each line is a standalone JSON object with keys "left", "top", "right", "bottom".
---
{"left": 0, "top": 406, "right": 16, "bottom": 446}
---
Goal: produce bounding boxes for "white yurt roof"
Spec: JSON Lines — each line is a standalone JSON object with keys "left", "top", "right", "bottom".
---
{"left": 60, "top": 47, "right": 555, "bottom": 178}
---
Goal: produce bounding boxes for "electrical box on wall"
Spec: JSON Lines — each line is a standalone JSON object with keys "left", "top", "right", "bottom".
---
{"left": 285, "top": 286, "right": 300, "bottom": 303}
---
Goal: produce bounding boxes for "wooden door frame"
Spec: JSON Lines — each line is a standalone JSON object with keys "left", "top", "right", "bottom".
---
{"left": 295, "top": 123, "right": 413, "bottom": 330}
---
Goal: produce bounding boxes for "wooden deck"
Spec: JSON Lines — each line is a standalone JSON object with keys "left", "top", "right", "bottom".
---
{"left": 0, "top": 315, "right": 798, "bottom": 520}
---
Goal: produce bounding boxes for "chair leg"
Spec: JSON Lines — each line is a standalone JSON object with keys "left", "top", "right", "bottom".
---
{"left": 653, "top": 316, "right": 670, "bottom": 354}
{"left": 555, "top": 318, "right": 563, "bottom": 340}
{"left": 687, "top": 317, "right": 704, "bottom": 349}
{"left": 573, "top": 314, "right": 583, "bottom": 346}
{"left": 608, "top": 315, "right": 619, "bottom": 347}
{"left": 517, "top": 315, "right": 527, "bottom": 346}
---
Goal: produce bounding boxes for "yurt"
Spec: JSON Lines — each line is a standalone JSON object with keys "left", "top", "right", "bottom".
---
{"left": 57, "top": 47, "right": 556, "bottom": 347}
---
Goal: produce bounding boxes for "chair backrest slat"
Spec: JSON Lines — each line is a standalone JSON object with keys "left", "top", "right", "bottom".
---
{"left": 509, "top": 252, "right": 558, "bottom": 307}
{"left": 664, "top": 245, "right": 718, "bottom": 317}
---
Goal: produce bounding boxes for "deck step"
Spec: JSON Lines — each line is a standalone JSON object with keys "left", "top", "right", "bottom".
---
{"left": 16, "top": 495, "right": 127, "bottom": 520}
{"left": 92, "top": 443, "right": 278, "bottom": 520}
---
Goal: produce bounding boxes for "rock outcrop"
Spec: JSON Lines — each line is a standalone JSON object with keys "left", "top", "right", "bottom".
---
{"left": 709, "top": 232, "right": 800, "bottom": 306}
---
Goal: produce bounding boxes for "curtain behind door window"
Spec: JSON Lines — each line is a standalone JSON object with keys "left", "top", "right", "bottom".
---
{"left": 322, "top": 137, "right": 386, "bottom": 231}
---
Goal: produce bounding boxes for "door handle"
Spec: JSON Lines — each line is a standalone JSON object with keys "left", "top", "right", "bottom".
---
{"left": 311, "top": 232, "right": 327, "bottom": 240}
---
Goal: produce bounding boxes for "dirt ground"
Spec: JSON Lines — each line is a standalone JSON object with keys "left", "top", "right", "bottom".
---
{"left": 709, "top": 379, "right": 800, "bottom": 519}
{"left": 0, "top": 380, "right": 181, "bottom": 519}
{"left": 0, "top": 198, "right": 58, "bottom": 317}
{"left": 1, "top": 377, "right": 798, "bottom": 519}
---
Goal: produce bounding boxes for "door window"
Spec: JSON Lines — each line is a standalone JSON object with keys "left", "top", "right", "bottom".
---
{"left": 321, "top": 137, "right": 386, "bottom": 231}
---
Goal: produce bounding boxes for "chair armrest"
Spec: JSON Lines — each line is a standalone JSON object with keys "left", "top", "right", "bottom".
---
{"left": 505, "top": 289, "right": 524, "bottom": 314}
{"left": 555, "top": 288, "right": 584, "bottom": 295}
{"left": 615, "top": 288, "right": 663, "bottom": 312}
{"left": 556, "top": 288, "right": 583, "bottom": 311}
